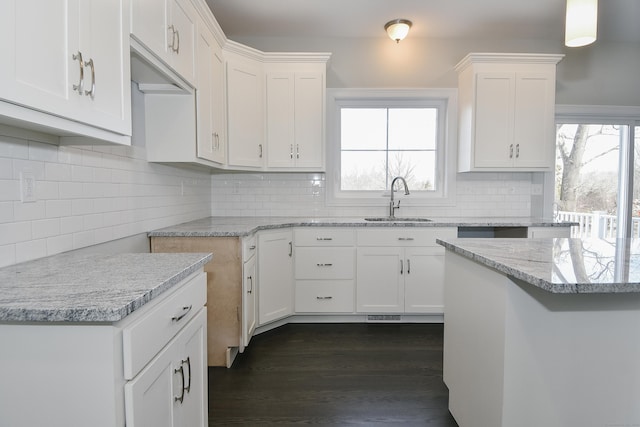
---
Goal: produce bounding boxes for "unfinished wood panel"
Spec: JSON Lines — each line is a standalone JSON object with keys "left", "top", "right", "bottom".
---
{"left": 151, "top": 236, "right": 241, "bottom": 367}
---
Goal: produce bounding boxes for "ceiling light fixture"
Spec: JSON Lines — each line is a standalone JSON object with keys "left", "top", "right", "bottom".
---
{"left": 565, "top": 0, "right": 598, "bottom": 47}
{"left": 384, "top": 19, "right": 412, "bottom": 43}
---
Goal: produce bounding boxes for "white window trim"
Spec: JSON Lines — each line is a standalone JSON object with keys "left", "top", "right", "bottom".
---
{"left": 326, "top": 88, "right": 458, "bottom": 207}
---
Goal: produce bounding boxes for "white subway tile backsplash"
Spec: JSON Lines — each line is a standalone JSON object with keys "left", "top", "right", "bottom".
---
{"left": 211, "top": 171, "right": 536, "bottom": 218}
{"left": 1, "top": 130, "right": 211, "bottom": 267}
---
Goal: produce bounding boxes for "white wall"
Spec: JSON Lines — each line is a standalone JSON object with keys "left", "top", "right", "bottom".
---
{"left": 0, "top": 128, "right": 211, "bottom": 268}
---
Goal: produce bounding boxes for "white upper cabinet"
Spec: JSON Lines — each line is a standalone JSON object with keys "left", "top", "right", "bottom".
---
{"left": 0, "top": 0, "right": 131, "bottom": 142}
{"left": 456, "top": 53, "right": 563, "bottom": 172}
{"left": 131, "top": 0, "right": 197, "bottom": 85}
{"left": 195, "top": 16, "right": 225, "bottom": 165}
{"left": 265, "top": 68, "right": 325, "bottom": 170}
{"left": 226, "top": 49, "right": 265, "bottom": 168}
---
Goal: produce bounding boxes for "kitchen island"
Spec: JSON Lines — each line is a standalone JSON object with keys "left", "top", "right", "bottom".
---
{"left": 437, "top": 237, "right": 640, "bottom": 427}
{"left": 0, "top": 251, "right": 212, "bottom": 427}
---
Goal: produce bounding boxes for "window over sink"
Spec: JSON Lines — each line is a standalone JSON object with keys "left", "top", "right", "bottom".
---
{"left": 326, "top": 88, "right": 457, "bottom": 207}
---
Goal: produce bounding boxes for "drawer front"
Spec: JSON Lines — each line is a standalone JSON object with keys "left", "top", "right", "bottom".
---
{"left": 295, "top": 280, "right": 355, "bottom": 313}
{"left": 123, "top": 271, "right": 207, "bottom": 380}
{"left": 243, "top": 234, "right": 257, "bottom": 262}
{"left": 294, "top": 228, "right": 356, "bottom": 246}
{"left": 357, "top": 227, "right": 457, "bottom": 247}
{"left": 295, "top": 247, "right": 355, "bottom": 279}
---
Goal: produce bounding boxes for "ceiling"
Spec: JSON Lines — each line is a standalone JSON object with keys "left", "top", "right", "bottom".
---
{"left": 206, "top": 0, "right": 640, "bottom": 44}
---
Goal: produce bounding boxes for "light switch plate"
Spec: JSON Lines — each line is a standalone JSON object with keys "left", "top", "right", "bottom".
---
{"left": 20, "top": 172, "right": 36, "bottom": 203}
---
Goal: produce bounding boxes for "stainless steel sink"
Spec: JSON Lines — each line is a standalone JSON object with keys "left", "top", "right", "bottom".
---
{"left": 364, "top": 217, "right": 432, "bottom": 222}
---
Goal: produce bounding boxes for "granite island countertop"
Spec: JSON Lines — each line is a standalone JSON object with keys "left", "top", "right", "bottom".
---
{"left": 437, "top": 237, "right": 640, "bottom": 294}
{"left": 148, "top": 216, "right": 573, "bottom": 237}
{"left": 0, "top": 252, "right": 212, "bottom": 323}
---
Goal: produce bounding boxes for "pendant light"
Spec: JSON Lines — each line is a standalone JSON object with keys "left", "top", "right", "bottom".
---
{"left": 384, "top": 19, "right": 412, "bottom": 43}
{"left": 565, "top": 0, "right": 598, "bottom": 47}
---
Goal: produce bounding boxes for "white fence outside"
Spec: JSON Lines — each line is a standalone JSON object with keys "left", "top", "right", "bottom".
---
{"left": 557, "top": 211, "right": 640, "bottom": 238}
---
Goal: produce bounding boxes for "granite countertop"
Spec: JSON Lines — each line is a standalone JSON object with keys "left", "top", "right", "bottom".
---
{"left": 148, "top": 216, "right": 572, "bottom": 237}
{"left": 437, "top": 237, "right": 640, "bottom": 294}
{"left": 0, "top": 252, "right": 212, "bottom": 323}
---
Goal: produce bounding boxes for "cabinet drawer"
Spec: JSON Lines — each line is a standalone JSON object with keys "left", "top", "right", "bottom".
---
{"left": 123, "top": 271, "right": 206, "bottom": 380}
{"left": 294, "top": 228, "right": 355, "bottom": 246}
{"left": 295, "top": 247, "right": 355, "bottom": 279}
{"left": 243, "top": 234, "right": 257, "bottom": 262}
{"left": 295, "top": 280, "right": 355, "bottom": 313}
{"left": 357, "top": 227, "right": 457, "bottom": 247}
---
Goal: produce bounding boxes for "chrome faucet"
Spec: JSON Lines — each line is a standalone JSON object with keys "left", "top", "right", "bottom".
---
{"left": 389, "top": 176, "right": 410, "bottom": 217}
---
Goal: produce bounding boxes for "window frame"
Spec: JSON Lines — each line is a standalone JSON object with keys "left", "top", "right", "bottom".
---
{"left": 326, "top": 88, "right": 458, "bottom": 207}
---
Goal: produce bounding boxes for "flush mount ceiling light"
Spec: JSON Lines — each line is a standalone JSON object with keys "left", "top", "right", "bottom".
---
{"left": 384, "top": 19, "right": 412, "bottom": 43}
{"left": 565, "top": 0, "right": 598, "bottom": 47}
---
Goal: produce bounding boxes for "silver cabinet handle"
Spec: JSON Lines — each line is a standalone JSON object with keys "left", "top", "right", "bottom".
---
{"left": 84, "top": 58, "right": 95, "bottom": 98}
{"left": 290, "top": 144, "right": 294, "bottom": 159}
{"left": 398, "top": 237, "right": 414, "bottom": 241}
{"left": 247, "top": 275, "right": 253, "bottom": 294}
{"left": 174, "top": 364, "right": 185, "bottom": 403}
{"left": 175, "top": 29, "right": 180, "bottom": 54}
{"left": 181, "top": 356, "right": 191, "bottom": 393}
{"left": 509, "top": 144, "right": 514, "bottom": 158}
{"left": 316, "top": 296, "right": 333, "bottom": 300}
{"left": 168, "top": 25, "right": 176, "bottom": 51}
{"left": 259, "top": 144, "right": 263, "bottom": 158}
{"left": 249, "top": 245, "right": 256, "bottom": 250}
{"left": 400, "top": 259, "right": 404, "bottom": 275}
{"left": 215, "top": 133, "right": 220, "bottom": 150}
{"left": 296, "top": 144, "right": 300, "bottom": 159}
{"left": 288, "top": 241, "right": 292, "bottom": 257}
{"left": 407, "top": 259, "right": 411, "bottom": 274}
{"left": 171, "top": 305, "right": 192, "bottom": 322}
{"left": 316, "top": 237, "right": 333, "bottom": 241}
{"left": 516, "top": 143, "right": 520, "bottom": 158}
{"left": 72, "top": 52, "right": 84, "bottom": 94}
{"left": 316, "top": 263, "right": 333, "bottom": 267}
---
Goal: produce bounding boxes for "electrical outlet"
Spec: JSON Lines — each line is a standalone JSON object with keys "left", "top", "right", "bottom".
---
{"left": 20, "top": 172, "right": 36, "bottom": 203}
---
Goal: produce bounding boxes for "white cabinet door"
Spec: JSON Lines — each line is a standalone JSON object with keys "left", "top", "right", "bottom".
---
{"left": 265, "top": 72, "right": 324, "bottom": 169}
{"left": 473, "top": 73, "right": 514, "bottom": 169}
{"left": 130, "top": 0, "right": 195, "bottom": 85}
{"left": 242, "top": 254, "right": 257, "bottom": 347}
{"left": 124, "top": 333, "right": 180, "bottom": 427}
{"left": 258, "top": 230, "right": 293, "bottom": 324}
{"left": 266, "top": 73, "right": 296, "bottom": 168}
{"left": 175, "top": 309, "right": 207, "bottom": 427}
{"left": 0, "top": 0, "right": 131, "bottom": 136}
{"left": 211, "top": 43, "right": 226, "bottom": 164}
{"left": 356, "top": 247, "right": 404, "bottom": 313}
{"left": 404, "top": 247, "right": 446, "bottom": 313}
{"left": 168, "top": 0, "right": 196, "bottom": 83}
{"left": 196, "top": 22, "right": 217, "bottom": 163}
{"left": 226, "top": 55, "right": 264, "bottom": 168}
{"left": 513, "top": 73, "right": 555, "bottom": 168}
{"left": 293, "top": 73, "right": 324, "bottom": 169}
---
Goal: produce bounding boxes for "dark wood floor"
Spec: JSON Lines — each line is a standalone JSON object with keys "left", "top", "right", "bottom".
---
{"left": 208, "top": 323, "right": 459, "bottom": 426}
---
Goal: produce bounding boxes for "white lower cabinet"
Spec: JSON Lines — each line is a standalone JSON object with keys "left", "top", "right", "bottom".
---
{"left": 125, "top": 309, "right": 207, "bottom": 427}
{"left": 258, "top": 229, "right": 294, "bottom": 325}
{"left": 294, "top": 228, "right": 356, "bottom": 313}
{"left": 356, "top": 228, "right": 457, "bottom": 314}
{"left": 0, "top": 270, "right": 207, "bottom": 427}
{"left": 242, "top": 235, "right": 257, "bottom": 347}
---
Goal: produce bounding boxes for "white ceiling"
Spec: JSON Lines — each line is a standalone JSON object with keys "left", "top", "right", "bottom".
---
{"left": 206, "top": 0, "right": 640, "bottom": 44}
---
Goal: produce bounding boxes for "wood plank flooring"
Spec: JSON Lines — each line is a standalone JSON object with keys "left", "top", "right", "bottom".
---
{"left": 208, "top": 323, "right": 459, "bottom": 426}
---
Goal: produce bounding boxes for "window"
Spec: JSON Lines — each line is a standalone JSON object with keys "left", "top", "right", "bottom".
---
{"left": 554, "top": 106, "right": 640, "bottom": 238}
{"left": 327, "top": 89, "right": 457, "bottom": 206}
